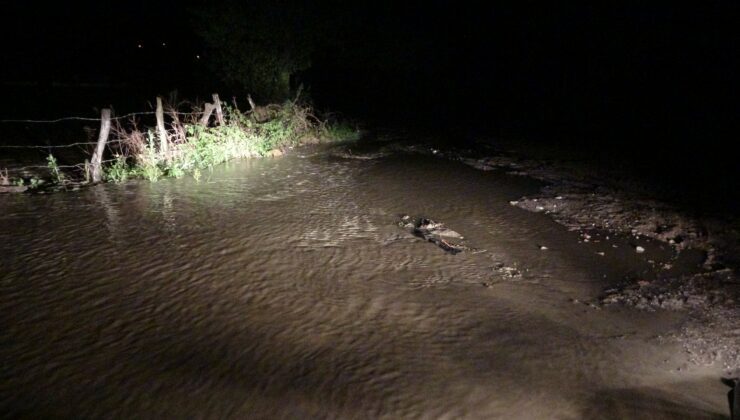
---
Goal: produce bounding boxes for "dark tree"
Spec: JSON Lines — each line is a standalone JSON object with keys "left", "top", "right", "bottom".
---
{"left": 193, "top": 0, "right": 321, "bottom": 101}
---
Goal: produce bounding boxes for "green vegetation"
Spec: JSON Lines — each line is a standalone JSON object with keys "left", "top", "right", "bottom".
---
{"left": 46, "top": 154, "right": 65, "bottom": 185}
{"left": 0, "top": 98, "right": 360, "bottom": 192}
{"left": 1, "top": 164, "right": 46, "bottom": 191}
{"left": 104, "top": 155, "right": 130, "bottom": 183}
{"left": 323, "top": 122, "right": 363, "bottom": 143}
{"left": 103, "top": 100, "right": 358, "bottom": 183}
{"left": 3, "top": 175, "right": 44, "bottom": 190}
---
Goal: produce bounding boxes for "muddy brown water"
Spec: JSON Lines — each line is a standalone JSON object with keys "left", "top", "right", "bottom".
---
{"left": 0, "top": 148, "right": 729, "bottom": 418}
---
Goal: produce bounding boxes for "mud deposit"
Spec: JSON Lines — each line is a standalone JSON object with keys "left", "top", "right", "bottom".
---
{"left": 0, "top": 149, "right": 733, "bottom": 418}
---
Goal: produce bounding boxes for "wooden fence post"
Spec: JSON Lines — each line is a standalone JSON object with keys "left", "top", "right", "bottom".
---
{"left": 212, "top": 93, "right": 225, "bottom": 126}
{"left": 200, "top": 103, "right": 215, "bottom": 126}
{"left": 90, "top": 108, "right": 111, "bottom": 183}
{"left": 156, "top": 97, "right": 168, "bottom": 158}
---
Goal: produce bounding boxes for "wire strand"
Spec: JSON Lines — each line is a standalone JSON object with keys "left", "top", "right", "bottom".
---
{"left": 0, "top": 140, "right": 123, "bottom": 149}
{"left": 0, "top": 110, "right": 198, "bottom": 124}
{"left": 8, "top": 159, "right": 118, "bottom": 172}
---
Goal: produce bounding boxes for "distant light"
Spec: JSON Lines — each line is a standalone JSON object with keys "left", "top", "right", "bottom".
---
{"left": 196, "top": 55, "right": 201, "bottom": 59}
{"left": 137, "top": 44, "right": 143, "bottom": 49}
{"left": 162, "top": 42, "right": 166, "bottom": 47}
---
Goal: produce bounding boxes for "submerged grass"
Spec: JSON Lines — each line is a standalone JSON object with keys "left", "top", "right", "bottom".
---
{"left": 322, "top": 122, "right": 363, "bottom": 143}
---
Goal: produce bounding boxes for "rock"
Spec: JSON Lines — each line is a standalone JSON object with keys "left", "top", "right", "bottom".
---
{"left": 636, "top": 246, "right": 646, "bottom": 253}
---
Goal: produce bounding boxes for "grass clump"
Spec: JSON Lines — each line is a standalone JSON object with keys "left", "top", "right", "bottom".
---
{"left": 105, "top": 155, "right": 130, "bottom": 183}
{"left": 46, "top": 154, "right": 66, "bottom": 185}
{"left": 323, "top": 121, "right": 362, "bottom": 142}
{"left": 104, "top": 98, "right": 352, "bottom": 183}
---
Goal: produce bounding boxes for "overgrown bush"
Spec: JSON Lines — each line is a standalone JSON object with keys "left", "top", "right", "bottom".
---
{"left": 104, "top": 155, "right": 129, "bottom": 183}
{"left": 102, "top": 99, "right": 357, "bottom": 183}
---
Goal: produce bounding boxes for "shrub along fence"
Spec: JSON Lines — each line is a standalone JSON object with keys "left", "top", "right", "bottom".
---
{"left": 0, "top": 94, "right": 360, "bottom": 192}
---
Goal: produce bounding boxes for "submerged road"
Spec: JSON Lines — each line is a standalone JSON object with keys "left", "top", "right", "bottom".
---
{"left": 0, "top": 148, "right": 729, "bottom": 418}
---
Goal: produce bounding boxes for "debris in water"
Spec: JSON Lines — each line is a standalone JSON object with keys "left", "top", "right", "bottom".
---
{"left": 493, "top": 263, "right": 522, "bottom": 279}
{"left": 398, "top": 215, "right": 469, "bottom": 254}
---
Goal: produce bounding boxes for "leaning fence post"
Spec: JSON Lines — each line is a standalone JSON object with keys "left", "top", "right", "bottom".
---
{"left": 212, "top": 93, "right": 225, "bottom": 126}
{"left": 156, "top": 97, "right": 168, "bottom": 158}
{"left": 200, "top": 102, "right": 215, "bottom": 126}
{"left": 90, "top": 108, "right": 111, "bottom": 183}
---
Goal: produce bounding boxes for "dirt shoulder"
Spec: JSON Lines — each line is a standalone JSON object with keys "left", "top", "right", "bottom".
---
{"left": 460, "top": 141, "right": 740, "bottom": 375}
{"left": 349, "top": 133, "right": 740, "bottom": 375}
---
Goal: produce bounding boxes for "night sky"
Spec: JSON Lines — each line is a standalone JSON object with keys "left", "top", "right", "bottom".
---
{"left": 1, "top": 1, "right": 738, "bottom": 196}
{"left": 1, "top": 0, "right": 196, "bottom": 84}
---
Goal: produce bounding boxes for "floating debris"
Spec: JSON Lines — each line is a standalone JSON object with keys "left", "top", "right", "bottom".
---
{"left": 398, "top": 215, "right": 470, "bottom": 254}
{"left": 493, "top": 262, "right": 522, "bottom": 279}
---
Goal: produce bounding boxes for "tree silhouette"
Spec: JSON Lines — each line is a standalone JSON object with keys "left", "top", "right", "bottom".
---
{"left": 193, "top": 0, "right": 318, "bottom": 101}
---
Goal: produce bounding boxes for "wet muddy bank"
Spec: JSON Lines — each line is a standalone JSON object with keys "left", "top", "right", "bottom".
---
{"left": 332, "top": 134, "right": 740, "bottom": 376}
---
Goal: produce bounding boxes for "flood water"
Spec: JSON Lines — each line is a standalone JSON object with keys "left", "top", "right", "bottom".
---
{"left": 0, "top": 147, "right": 729, "bottom": 418}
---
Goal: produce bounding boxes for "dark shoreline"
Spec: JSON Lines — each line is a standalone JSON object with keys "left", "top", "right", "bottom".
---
{"left": 334, "top": 131, "right": 740, "bottom": 374}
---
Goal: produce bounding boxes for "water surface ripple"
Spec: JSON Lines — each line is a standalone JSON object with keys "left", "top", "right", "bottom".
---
{"left": 0, "top": 152, "right": 727, "bottom": 418}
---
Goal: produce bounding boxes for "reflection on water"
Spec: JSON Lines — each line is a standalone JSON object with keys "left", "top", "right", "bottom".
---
{"left": 0, "top": 150, "right": 728, "bottom": 418}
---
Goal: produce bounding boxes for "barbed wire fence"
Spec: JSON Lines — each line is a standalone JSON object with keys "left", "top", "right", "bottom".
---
{"left": 0, "top": 112, "right": 150, "bottom": 176}
{"left": 0, "top": 110, "right": 203, "bottom": 125}
{"left": 0, "top": 95, "right": 225, "bottom": 186}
